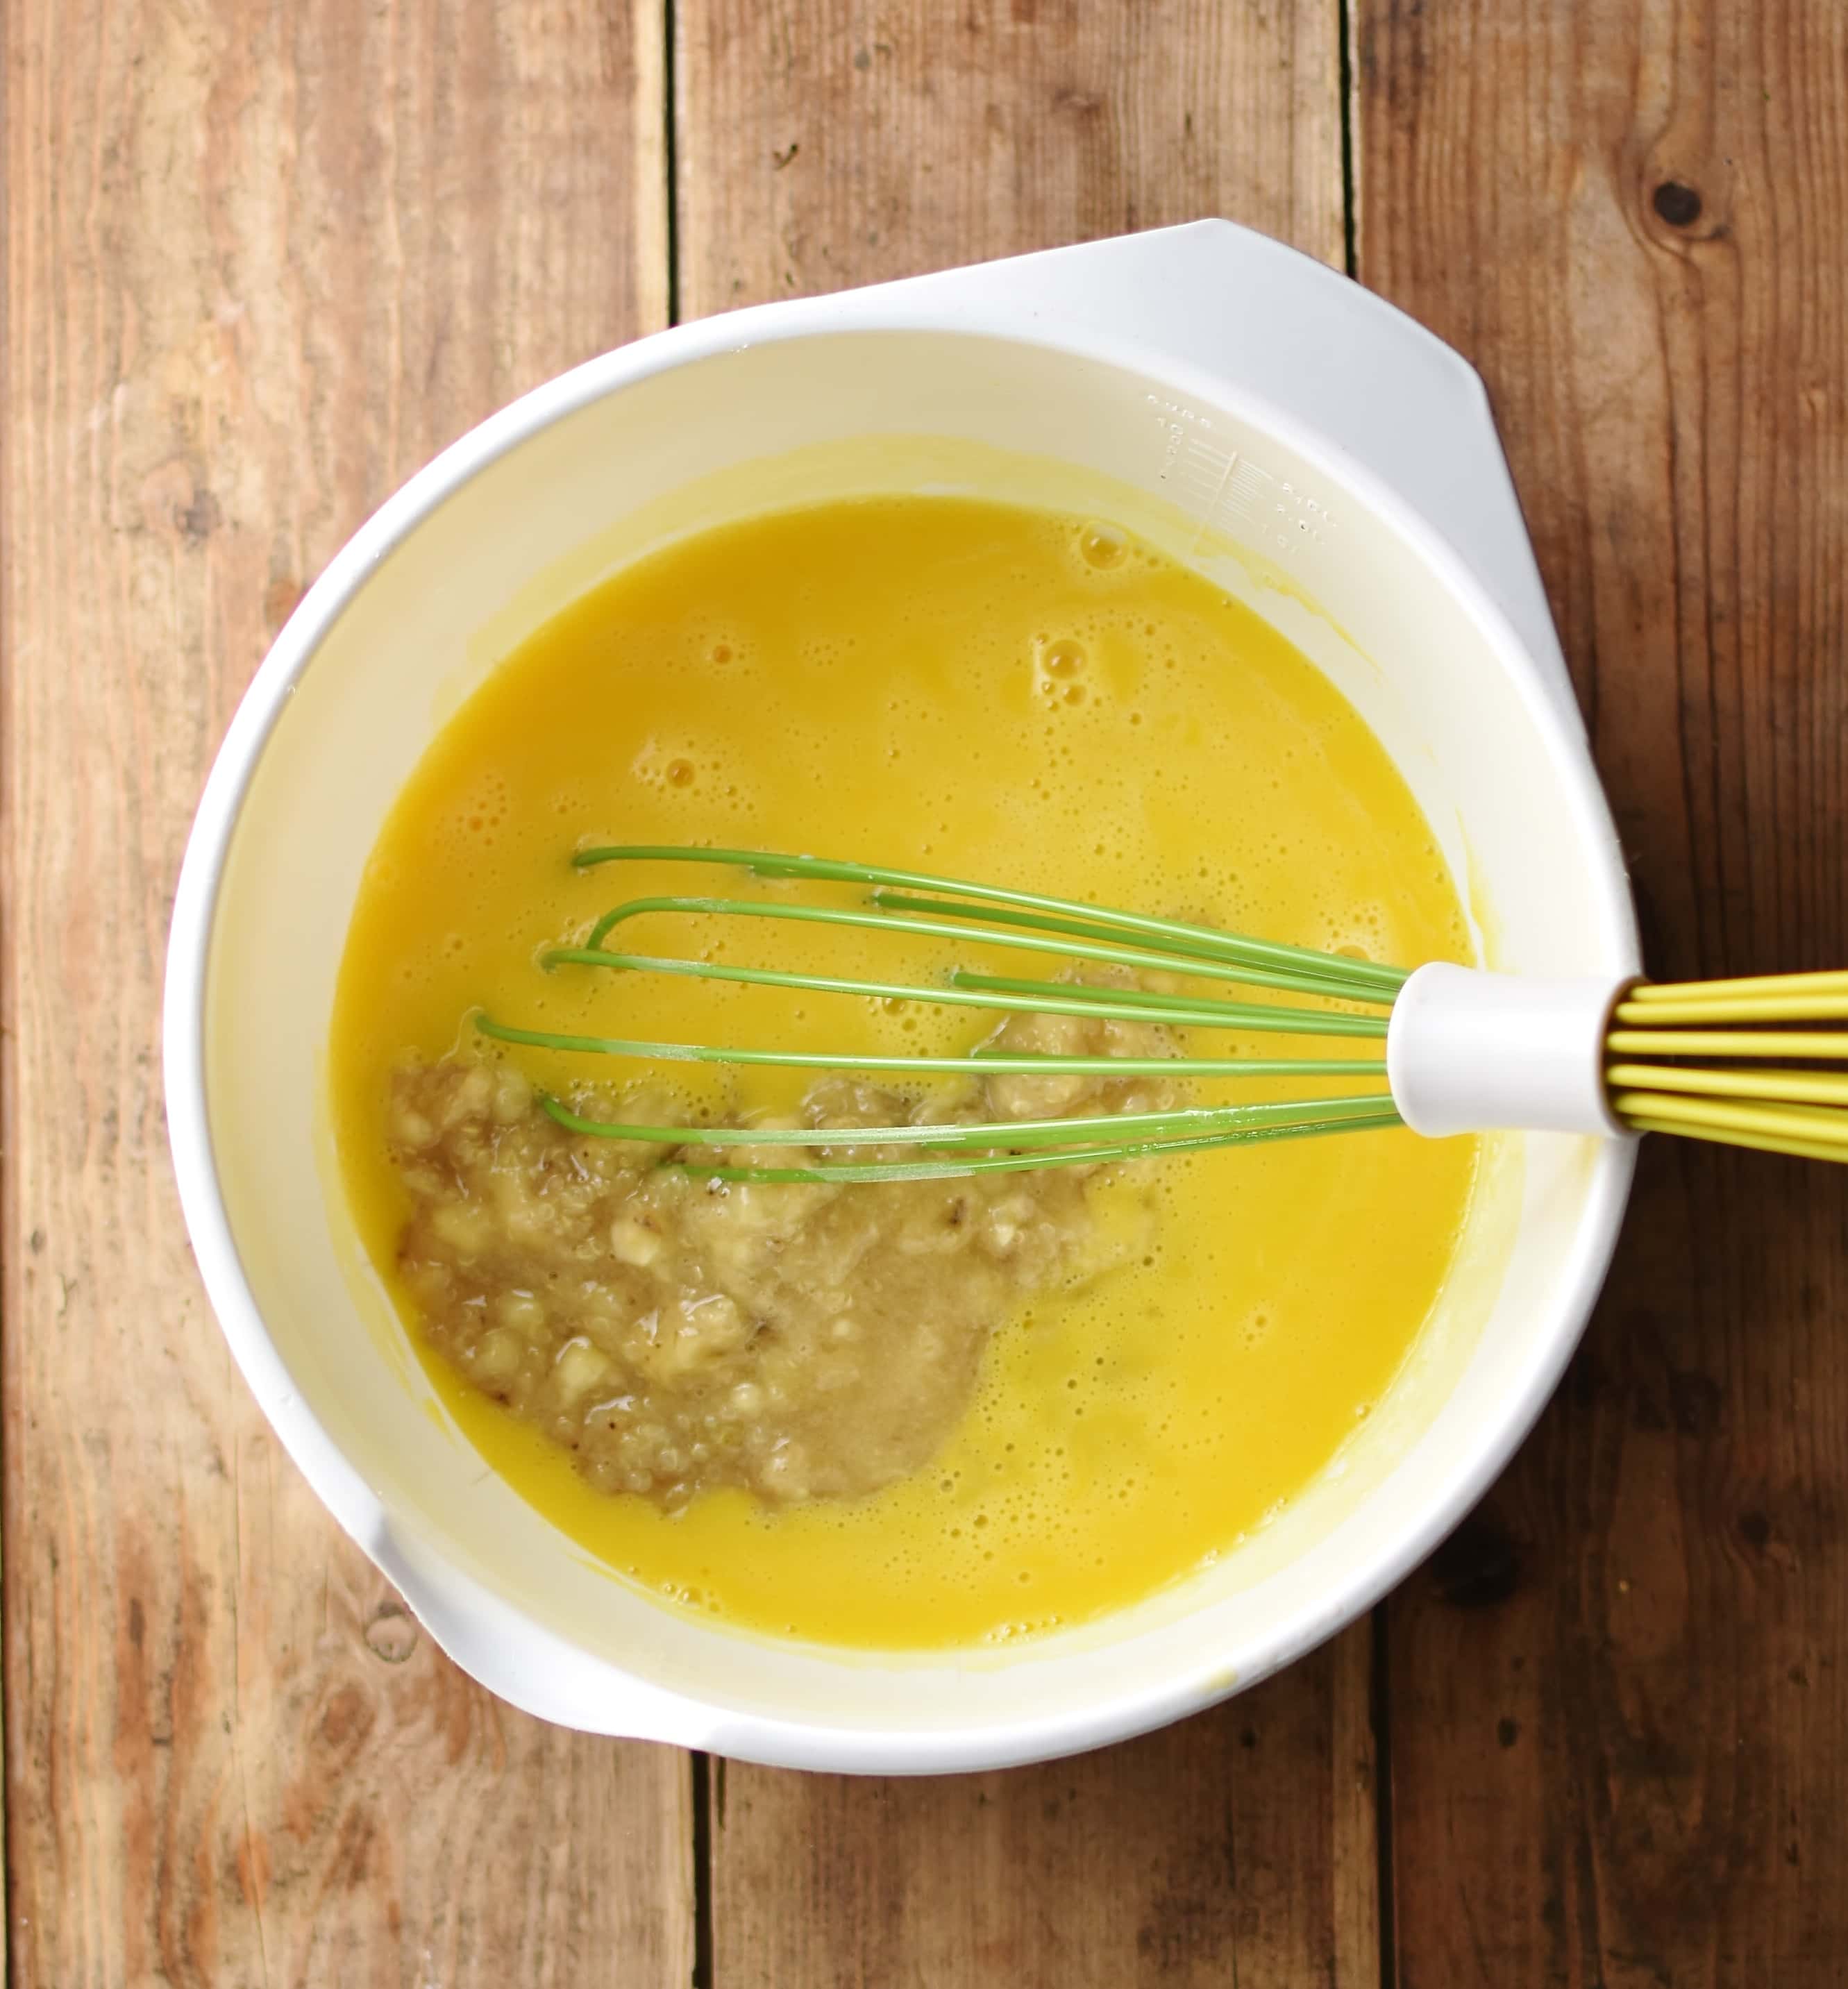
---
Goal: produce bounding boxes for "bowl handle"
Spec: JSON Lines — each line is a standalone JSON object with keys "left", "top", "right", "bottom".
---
{"left": 369, "top": 1509, "right": 713, "bottom": 1745}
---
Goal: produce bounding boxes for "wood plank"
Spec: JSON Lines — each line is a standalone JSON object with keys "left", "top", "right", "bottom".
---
{"left": 712, "top": 1623, "right": 1379, "bottom": 1989}
{"left": 2, "top": 2, "right": 693, "bottom": 1983}
{"left": 677, "top": 5, "right": 1367, "bottom": 1982}
{"left": 1356, "top": 1, "right": 1848, "bottom": 1981}
{"left": 675, "top": 0, "right": 1343, "bottom": 313}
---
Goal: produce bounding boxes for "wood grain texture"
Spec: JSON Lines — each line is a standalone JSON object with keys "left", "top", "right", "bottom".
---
{"left": 678, "top": 5, "right": 1372, "bottom": 1981}
{"left": 2, "top": 3, "right": 691, "bottom": 1983}
{"left": 675, "top": 0, "right": 1344, "bottom": 314}
{"left": 1357, "top": 1, "right": 1848, "bottom": 1981}
{"left": 712, "top": 1623, "right": 1379, "bottom": 1989}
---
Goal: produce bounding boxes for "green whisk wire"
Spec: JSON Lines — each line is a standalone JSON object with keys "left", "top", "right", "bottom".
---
{"left": 474, "top": 1016, "right": 1388, "bottom": 1081}
{"left": 571, "top": 845, "right": 1408, "bottom": 998}
{"left": 538, "top": 1091, "right": 1398, "bottom": 1150}
{"left": 536, "top": 1093, "right": 1404, "bottom": 1185}
{"left": 537, "top": 946, "right": 1391, "bottom": 1039}
{"left": 472, "top": 845, "right": 1413, "bottom": 1182}
{"left": 582, "top": 892, "right": 1390, "bottom": 1006}
{"left": 947, "top": 973, "right": 1386, "bottom": 1037}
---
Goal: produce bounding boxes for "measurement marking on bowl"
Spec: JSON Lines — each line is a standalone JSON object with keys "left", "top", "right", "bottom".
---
{"left": 1144, "top": 396, "right": 1335, "bottom": 557}
{"left": 1146, "top": 390, "right": 1211, "bottom": 483}
{"left": 1198, "top": 446, "right": 1340, "bottom": 558}
{"left": 1176, "top": 434, "right": 1238, "bottom": 533}
{"left": 1220, "top": 458, "right": 1337, "bottom": 554}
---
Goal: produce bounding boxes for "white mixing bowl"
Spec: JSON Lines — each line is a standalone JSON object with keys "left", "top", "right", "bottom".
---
{"left": 165, "top": 221, "right": 1637, "bottom": 1772}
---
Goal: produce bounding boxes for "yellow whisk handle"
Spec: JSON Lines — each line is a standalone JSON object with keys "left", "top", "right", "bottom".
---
{"left": 1602, "top": 969, "right": 1848, "bottom": 1161}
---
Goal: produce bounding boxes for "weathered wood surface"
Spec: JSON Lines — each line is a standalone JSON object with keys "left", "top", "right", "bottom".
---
{"left": 2, "top": 1, "right": 691, "bottom": 1983}
{"left": 1358, "top": 0, "right": 1848, "bottom": 1981}
{"left": 674, "top": 0, "right": 1343, "bottom": 315}
{"left": 707, "top": 1622, "right": 1378, "bottom": 1989}
{"left": 9, "top": 0, "right": 1848, "bottom": 1980}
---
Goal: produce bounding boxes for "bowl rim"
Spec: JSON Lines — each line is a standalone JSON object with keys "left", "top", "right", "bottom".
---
{"left": 164, "top": 304, "right": 1638, "bottom": 1771}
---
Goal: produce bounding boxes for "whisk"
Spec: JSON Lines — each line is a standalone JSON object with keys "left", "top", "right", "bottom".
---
{"left": 473, "top": 846, "right": 1848, "bottom": 1183}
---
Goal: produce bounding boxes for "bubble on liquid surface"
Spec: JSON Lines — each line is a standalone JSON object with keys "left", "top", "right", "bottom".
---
{"left": 1078, "top": 521, "right": 1128, "bottom": 569}
{"left": 1032, "top": 637, "right": 1089, "bottom": 710}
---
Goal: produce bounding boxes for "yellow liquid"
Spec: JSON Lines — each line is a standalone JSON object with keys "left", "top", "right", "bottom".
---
{"left": 332, "top": 495, "right": 1477, "bottom": 1650}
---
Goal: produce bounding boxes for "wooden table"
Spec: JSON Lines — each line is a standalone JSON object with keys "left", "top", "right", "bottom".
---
{"left": 8, "top": 1, "right": 1845, "bottom": 1981}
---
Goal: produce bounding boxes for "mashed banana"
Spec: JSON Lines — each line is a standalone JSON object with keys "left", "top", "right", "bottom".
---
{"left": 389, "top": 1007, "right": 1175, "bottom": 1508}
